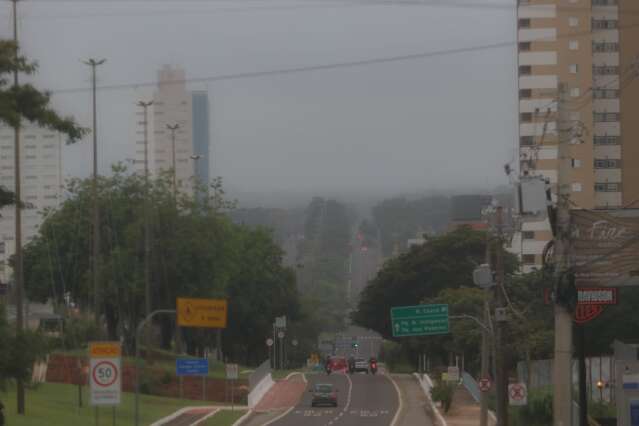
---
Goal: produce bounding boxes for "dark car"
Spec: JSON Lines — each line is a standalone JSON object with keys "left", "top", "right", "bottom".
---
{"left": 349, "top": 357, "right": 369, "bottom": 373}
{"left": 310, "top": 383, "right": 338, "bottom": 407}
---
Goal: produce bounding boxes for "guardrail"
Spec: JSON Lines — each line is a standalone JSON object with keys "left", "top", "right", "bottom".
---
{"left": 249, "top": 359, "right": 271, "bottom": 391}
{"left": 461, "top": 371, "right": 481, "bottom": 403}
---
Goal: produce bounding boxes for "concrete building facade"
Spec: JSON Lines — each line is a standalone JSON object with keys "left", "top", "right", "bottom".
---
{"left": 517, "top": 0, "right": 639, "bottom": 272}
{"left": 133, "top": 66, "right": 210, "bottom": 196}
{"left": 0, "top": 124, "right": 63, "bottom": 283}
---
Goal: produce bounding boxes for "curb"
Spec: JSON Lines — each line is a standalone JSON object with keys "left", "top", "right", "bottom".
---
{"left": 387, "top": 374, "right": 404, "bottom": 426}
{"left": 230, "top": 409, "right": 253, "bottom": 426}
{"left": 413, "top": 373, "right": 448, "bottom": 426}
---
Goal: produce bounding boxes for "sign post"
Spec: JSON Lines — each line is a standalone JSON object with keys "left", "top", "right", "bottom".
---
{"left": 508, "top": 383, "right": 528, "bottom": 406}
{"left": 479, "top": 378, "right": 492, "bottom": 393}
{"left": 226, "top": 363, "right": 239, "bottom": 411}
{"left": 391, "top": 304, "right": 449, "bottom": 337}
{"left": 89, "top": 342, "right": 121, "bottom": 425}
{"left": 177, "top": 298, "right": 227, "bottom": 328}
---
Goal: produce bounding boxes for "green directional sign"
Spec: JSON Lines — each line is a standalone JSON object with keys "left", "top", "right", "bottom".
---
{"left": 391, "top": 304, "right": 449, "bottom": 337}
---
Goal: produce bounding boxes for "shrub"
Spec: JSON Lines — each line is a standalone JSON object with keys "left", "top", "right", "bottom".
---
{"left": 512, "top": 387, "right": 552, "bottom": 425}
{"left": 430, "top": 381, "right": 455, "bottom": 413}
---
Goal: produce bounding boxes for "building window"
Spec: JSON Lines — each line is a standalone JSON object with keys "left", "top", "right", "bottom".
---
{"left": 569, "top": 17, "right": 579, "bottom": 27}
{"left": 569, "top": 64, "right": 579, "bottom": 74}
{"left": 593, "top": 65, "right": 619, "bottom": 75}
{"left": 519, "top": 89, "right": 532, "bottom": 99}
{"left": 522, "top": 254, "right": 536, "bottom": 264}
{"left": 572, "top": 182, "right": 583, "bottom": 192}
{"left": 24, "top": 135, "right": 37, "bottom": 140}
{"left": 25, "top": 176, "right": 38, "bottom": 180}
{"left": 522, "top": 231, "right": 535, "bottom": 239}
{"left": 25, "top": 145, "right": 36, "bottom": 149}
{"left": 25, "top": 155, "right": 37, "bottom": 160}
{"left": 520, "top": 113, "right": 533, "bottom": 122}
{"left": 593, "top": 89, "right": 619, "bottom": 99}
{"left": 594, "top": 159, "right": 621, "bottom": 168}
{"left": 594, "top": 136, "right": 620, "bottom": 145}
{"left": 594, "top": 112, "right": 620, "bottom": 122}
{"left": 592, "top": 19, "right": 618, "bottom": 29}
{"left": 571, "top": 159, "right": 582, "bottom": 168}
{"left": 595, "top": 182, "right": 621, "bottom": 192}
{"left": 592, "top": 42, "right": 619, "bottom": 52}
{"left": 519, "top": 19, "right": 531, "bottom": 28}
{"left": 519, "top": 42, "right": 531, "bottom": 51}
{"left": 569, "top": 40, "right": 579, "bottom": 50}
{"left": 519, "top": 66, "right": 532, "bottom": 76}
{"left": 592, "top": 0, "right": 617, "bottom": 5}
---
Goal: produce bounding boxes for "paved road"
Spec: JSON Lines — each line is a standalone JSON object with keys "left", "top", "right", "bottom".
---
{"left": 268, "top": 372, "right": 399, "bottom": 426}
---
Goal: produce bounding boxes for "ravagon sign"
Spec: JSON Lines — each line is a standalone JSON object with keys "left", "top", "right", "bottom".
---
{"left": 570, "top": 209, "right": 639, "bottom": 288}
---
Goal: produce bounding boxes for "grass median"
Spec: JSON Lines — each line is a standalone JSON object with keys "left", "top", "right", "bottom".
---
{"left": 0, "top": 382, "right": 212, "bottom": 426}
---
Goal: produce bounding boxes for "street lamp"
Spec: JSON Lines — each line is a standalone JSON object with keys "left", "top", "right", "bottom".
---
{"left": 166, "top": 123, "right": 180, "bottom": 198}
{"left": 136, "top": 100, "right": 153, "bottom": 321}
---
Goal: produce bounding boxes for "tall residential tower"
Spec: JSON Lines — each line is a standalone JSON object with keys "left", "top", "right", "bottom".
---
{"left": 517, "top": 0, "right": 639, "bottom": 272}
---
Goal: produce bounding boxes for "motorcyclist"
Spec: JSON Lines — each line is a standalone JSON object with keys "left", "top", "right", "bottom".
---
{"left": 369, "top": 357, "right": 378, "bottom": 374}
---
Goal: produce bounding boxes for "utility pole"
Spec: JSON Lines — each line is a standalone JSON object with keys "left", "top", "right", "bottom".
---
{"left": 166, "top": 124, "right": 180, "bottom": 199}
{"left": 493, "top": 206, "right": 507, "bottom": 426}
{"left": 11, "top": 0, "right": 25, "bottom": 415}
{"left": 137, "top": 101, "right": 153, "bottom": 323}
{"left": 553, "top": 84, "right": 573, "bottom": 426}
{"left": 83, "top": 58, "right": 106, "bottom": 326}
{"left": 479, "top": 243, "right": 492, "bottom": 426}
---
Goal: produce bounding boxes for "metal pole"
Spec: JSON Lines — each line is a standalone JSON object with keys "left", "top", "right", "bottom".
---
{"left": 553, "top": 84, "right": 573, "bottom": 426}
{"left": 494, "top": 206, "right": 508, "bottom": 426}
{"left": 84, "top": 58, "right": 106, "bottom": 327}
{"left": 112, "top": 406, "right": 116, "bottom": 426}
{"left": 137, "top": 101, "right": 154, "bottom": 328}
{"left": 166, "top": 124, "right": 179, "bottom": 199}
{"left": 11, "top": 0, "right": 26, "bottom": 414}
{"left": 479, "top": 288, "right": 490, "bottom": 426}
{"left": 135, "top": 309, "right": 175, "bottom": 426}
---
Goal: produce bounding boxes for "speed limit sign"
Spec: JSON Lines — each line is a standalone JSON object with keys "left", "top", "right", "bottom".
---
{"left": 89, "top": 342, "right": 122, "bottom": 406}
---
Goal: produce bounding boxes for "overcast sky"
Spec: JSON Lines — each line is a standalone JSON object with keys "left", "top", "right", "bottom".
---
{"left": 0, "top": 0, "right": 518, "bottom": 202}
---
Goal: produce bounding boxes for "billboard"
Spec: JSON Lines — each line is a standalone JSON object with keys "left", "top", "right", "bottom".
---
{"left": 570, "top": 209, "right": 639, "bottom": 288}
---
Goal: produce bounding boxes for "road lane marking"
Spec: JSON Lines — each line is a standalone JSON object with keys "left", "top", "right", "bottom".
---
{"left": 387, "top": 374, "right": 403, "bottom": 426}
{"left": 261, "top": 406, "right": 296, "bottom": 426}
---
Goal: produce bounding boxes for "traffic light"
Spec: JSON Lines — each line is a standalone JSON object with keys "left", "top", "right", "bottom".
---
{"left": 352, "top": 342, "right": 359, "bottom": 348}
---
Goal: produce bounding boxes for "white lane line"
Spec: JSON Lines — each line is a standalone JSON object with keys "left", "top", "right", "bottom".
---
{"left": 261, "top": 406, "right": 296, "bottom": 426}
{"left": 387, "top": 374, "right": 403, "bottom": 426}
{"left": 344, "top": 372, "right": 353, "bottom": 413}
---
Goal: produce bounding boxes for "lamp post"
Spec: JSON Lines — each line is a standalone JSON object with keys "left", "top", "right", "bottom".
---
{"left": 166, "top": 123, "right": 180, "bottom": 198}
{"left": 136, "top": 100, "right": 153, "bottom": 321}
{"left": 83, "top": 58, "right": 106, "bottom": 326}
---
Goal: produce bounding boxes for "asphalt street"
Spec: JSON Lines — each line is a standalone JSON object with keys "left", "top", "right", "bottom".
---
{"left": 268, "top": 372, "right": 399, "bottom": 426}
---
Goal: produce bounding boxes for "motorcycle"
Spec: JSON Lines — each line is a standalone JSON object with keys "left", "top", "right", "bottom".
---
{"left": 325, "top": 364, "right": 332, "bottom": 375}
{"left": 369, "top": 360, "right": 378, "bottom": 375}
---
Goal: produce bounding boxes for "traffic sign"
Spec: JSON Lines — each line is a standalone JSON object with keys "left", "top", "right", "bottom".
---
{"left": 176, "top": 358, "right": 209, "bottom": 376}
{"left": 277, "top": 331, "right": 285, "bottom": 339}
{"left": 177, "top": 298, "right": 227, "bottom": 328}
{"left": 266, "top": 338, "right": 274, "bottom": 347}
{"left": 89, "top": 342, "right": 121, "bottom": 406}
{"left": 225, "top": 363, "right": 239, "bottom": 380}
{"left": 391, "top": 304, "right": 449, "bottom": 337}
{"left": 479, "top": 377, "right": 492, "bottom": 392}
{"left": 508, "top": 383, "right": 527, "bottom": 406}
{"left": 447, "top": 366, "right": 460, "bottom": 382}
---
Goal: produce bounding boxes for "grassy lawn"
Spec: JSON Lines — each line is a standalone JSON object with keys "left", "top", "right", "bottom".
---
{"left": 205, "top": 409, "right": 247, "bottom": 425}
{"left": 0, "top": 382, "right": 211, "bottom": 426}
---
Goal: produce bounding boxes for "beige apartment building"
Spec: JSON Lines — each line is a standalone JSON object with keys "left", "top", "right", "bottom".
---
{"left": 517, "top": 0, "right": 639, "bottom": 272}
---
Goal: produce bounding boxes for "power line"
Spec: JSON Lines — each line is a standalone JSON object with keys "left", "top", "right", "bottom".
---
{"left": 46, "top": 21, "right": 639, "bottom": 96}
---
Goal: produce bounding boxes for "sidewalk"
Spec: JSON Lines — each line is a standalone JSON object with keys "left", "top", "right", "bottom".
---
{"left": 253, "top": 373, "right": 306, "bottom": 413}
{"left": 442, "top": 387, "right": 496, "bottom": 426}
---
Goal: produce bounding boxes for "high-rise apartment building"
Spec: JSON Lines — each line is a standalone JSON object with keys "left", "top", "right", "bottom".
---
{"left": 0, "top": 124, "right": 63, "bottom": 283}
{"left": 517, "top": 0, "right": 639, "bottom": 272}
{"left": 133, "top": 66, "right": 210, "bottom": 196}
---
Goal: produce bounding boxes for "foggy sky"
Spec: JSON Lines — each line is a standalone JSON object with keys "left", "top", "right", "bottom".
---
{"left": 0, "top": 0, "right": 518, "bottom": 202}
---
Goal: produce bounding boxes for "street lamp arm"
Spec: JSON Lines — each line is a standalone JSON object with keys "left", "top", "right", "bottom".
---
{"left": 450, "top": 314, "right": 492, "bottom": 335}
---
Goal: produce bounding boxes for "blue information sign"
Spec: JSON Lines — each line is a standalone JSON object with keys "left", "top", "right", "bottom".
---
{"left": 631, "top": 401, "right": 639, "bottom": 426}
{"left": 176, "top": 358, "right": 209, "bottom": 376}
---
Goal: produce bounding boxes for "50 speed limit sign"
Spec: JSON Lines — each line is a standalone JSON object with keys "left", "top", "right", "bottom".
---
{"left": 89, "top": 342, "right": 122, "bottom": 406}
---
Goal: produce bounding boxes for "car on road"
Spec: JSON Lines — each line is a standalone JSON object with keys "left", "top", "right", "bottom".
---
{"left": 310, "top": 383, "right": 338, "bottom": 407}
{"left": 349, "top": 357, "right": 369, "bottom": 374}
{"left": 328, "top": 356, "right": 348, "bottom": 372}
